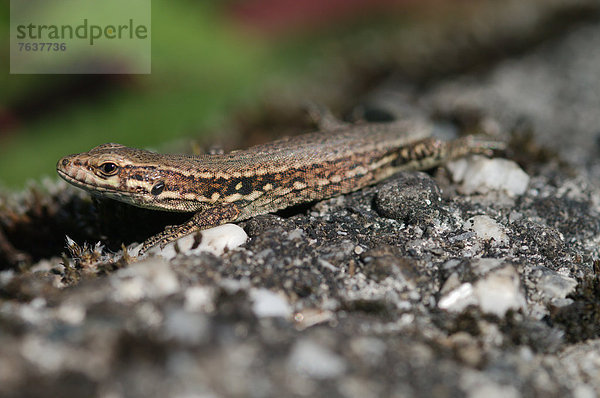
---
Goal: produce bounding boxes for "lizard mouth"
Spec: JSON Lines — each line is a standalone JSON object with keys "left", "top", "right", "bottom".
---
{"left": 57, "top": 168, "right": 121, "bottom": 195}
{"left": 57, "top": 166, "right": 152, "bottom": 208}
{"left": 57, "top": 168, "right": 96, "bottom": 191}
{"left": 57, "top": 168, "right": 89, "bottom": 189}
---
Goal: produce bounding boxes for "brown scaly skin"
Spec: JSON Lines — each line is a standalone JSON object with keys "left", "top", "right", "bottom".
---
{"left": 56, "top": 118, "right": 503, "bottom": 255}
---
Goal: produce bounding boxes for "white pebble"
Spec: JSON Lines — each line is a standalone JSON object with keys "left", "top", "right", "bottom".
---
{"left": 219, "top": 278, "right": 250, "bottom": 294}
{"left": 293, "top": 308, "right": 336, "bottom": 330}
{"left": 439, "top": 265, "right": 525, "bottom": 317}
{"left": 538, "top": 271, "right": 578, "bottom": 300}
{"left": 56, "top": 302, "right": 86, "bottom": 325}
{"left": 21, "top": 336, "right": 66, "bottom": 373}
{"left": 145, "top": 224, "right": 247, "bottom": 260}
{"left": 0, "top": 270, "right": 15, "bottom": 286}
{"left": 461, "top": 370, "right": 520, "bottom": 398}
{"left": 474, "top": 266, "right": 525, "bottom": 317}
{"left": 111, "top": 257, "right": 179, "bottom": 303}
{"left": 287, "top": 339, "right": 347, "bottom": 379}
{"left": 573, "top": 385, "right": 597, "bottom": 398}
{"left": 447, "top": 155, "right": 529, "bottom": 197}
{"left": 464, "top": 216, "right": 509, "bottom": 245}
{"left": 287, "top": 228, "right": 305, "bottom": 240}
{"left": 164, "top": 310, "right": 209, "bottom": 344}
{"left": 471, "top": 258, "right": 505, "bottom": 276}
{"left": 250, "top": 288, "right": 292, "bottom": 319}
{"left": 438, "top": 283, "right": 477, "bottom": 312}
{"left": 184, "top": 286, "right": 216, "bottom": 313}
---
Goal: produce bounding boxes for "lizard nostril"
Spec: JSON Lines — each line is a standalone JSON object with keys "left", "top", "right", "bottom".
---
{"left": 62, "top": 158, "right": 69, "bottom": 167}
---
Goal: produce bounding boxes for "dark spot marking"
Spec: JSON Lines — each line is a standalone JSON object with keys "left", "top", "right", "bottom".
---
{"left": 260, "top": 174, "right": 279, "bottom": 186}
{"left": 131, "top": 174, "right": 144, "bottom": 181}
{"left": 151, "top": 181, "right": 165, "bottom": 196}
{"left": 191, "top": 232, "right": 203, "bottom": 250}
{"left": 174, "top": 242, "right": 182, "bottom": 254}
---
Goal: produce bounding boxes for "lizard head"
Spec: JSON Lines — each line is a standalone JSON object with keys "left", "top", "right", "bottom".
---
{"left": 57, "top": 143, "right": 207, "bottom": 212}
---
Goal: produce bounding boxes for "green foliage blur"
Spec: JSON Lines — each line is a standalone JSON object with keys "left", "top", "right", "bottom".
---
{"left": 0, "top": 1, "right": 322, "bottom": 188}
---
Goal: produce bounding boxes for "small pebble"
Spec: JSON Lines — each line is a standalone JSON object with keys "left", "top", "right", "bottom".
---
{"left": 374, "top": 172, "right": 443, "bottom": 225}
{"left": 142, "top": 224, "right": 247, "bottom": 260}
{"left": 164, "top": 310, "right": 210, "bottom": 344}
{"left": 464, "top": 216, "right": 509, "bottom": 245}
{"left": 532, "top": 267, "right": 578, "bottom": 300}
{"left": 461, "top": 371, "right": 520, "bottom": 398}
{"left": 475, "top": 266, "right": 525, "bottom": 317}
{"left": 438, "top": 283, "right": 477, "bottom": 313}
{"left": 250, "top": 288, "right": 292, "bottom": 319}
{"left": 349, "top": 337, "right": 386, "bottom": 365}
{"left": 447, "top": 155, "right": 529, "bottom": 196}
{"left": 439, "top": 265, "right": 525, "bottom": 317}
{"left": 184, "top": 286, "right": 215, "bottom": 313}
{"left": 294, "top": 309, "right": 336, "bottom": 330}
{"left": 287, "top": 339, "right": 347, "bottom": 379}
{"left": 111, "top": 258, "right": 179, "bottom": 303}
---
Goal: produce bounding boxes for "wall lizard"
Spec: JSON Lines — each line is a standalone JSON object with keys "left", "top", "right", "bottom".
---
{"left": 56, "top": 117, "right": 502, "bottom": 255}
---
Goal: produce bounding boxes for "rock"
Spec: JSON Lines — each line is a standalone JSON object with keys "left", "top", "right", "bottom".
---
{"left": 349, "top": 337, "right": 386, "bottom": 366}
{"left": 111, "top": 257, "right": 179, "bottom": 303}
{"left": 460, "top": 370, "right": 520, "bottom": 398}
{"left": 184, "top": 286, "right": 216, "bottom": 313}
{"left": 141, "top": 224, "right": 248, "bottom": 260}
{"left": 374, "top": 172, "right": 444, "bottom": 225}
{"left": 513, "top": 220, "right": 567, "bottom": 258}
{"left": 164, "top": 310, "right": 210, "bottom": 345}
{"left": 530, "top": 266, "right": 578, "bottom": 301}
{"left": 361, "top": 246, "right": 418, "bottom": 283}
{"left": 560, "top": 341, "right": 600, "bottom": 398}
{"left": 287, "top": 339, "right": 347, "bottom": 379}
{"left": 439, "top": 264, "right": 525, "bottom": 317}
{"left": 438, "top": 282, "right": 478, "bottom": 313}
{"left": 474, "top": 266, "right": 525, "bottom": 317}
{"left": 5, "top": 9, "right": 600, "bottom": 397}
{"left": 464, "top": 215, "right": 509, "bottom": 245}
{"left": 447, "top": 156, "right": 529, "bottom": 196}
{"left": 250, "top": 288, "right": 293, "bottom": 319}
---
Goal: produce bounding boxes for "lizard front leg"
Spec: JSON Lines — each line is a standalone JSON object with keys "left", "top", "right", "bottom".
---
{"left": 138, "top": 202, "right": 241, "bottom": 255}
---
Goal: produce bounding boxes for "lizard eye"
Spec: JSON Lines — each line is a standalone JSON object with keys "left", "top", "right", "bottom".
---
{"left": 151, "top": 181, "right": 165, "bottom": 196}
{"left": 99, "top": 162, "right": 119, "bottom": 176}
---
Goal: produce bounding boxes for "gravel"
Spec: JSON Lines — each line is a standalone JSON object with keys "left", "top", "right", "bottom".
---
{"left": 2, "top": 8, "right": 600, "bottom": 398}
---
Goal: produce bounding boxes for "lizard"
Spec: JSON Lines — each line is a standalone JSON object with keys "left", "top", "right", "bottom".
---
{"left": 56, "top": 115, "right": 503, "bottom": 255}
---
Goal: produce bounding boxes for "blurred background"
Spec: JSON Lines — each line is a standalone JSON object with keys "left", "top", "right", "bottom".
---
{"left": 1, "top": 0, "right": 598, "bottom": 188}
